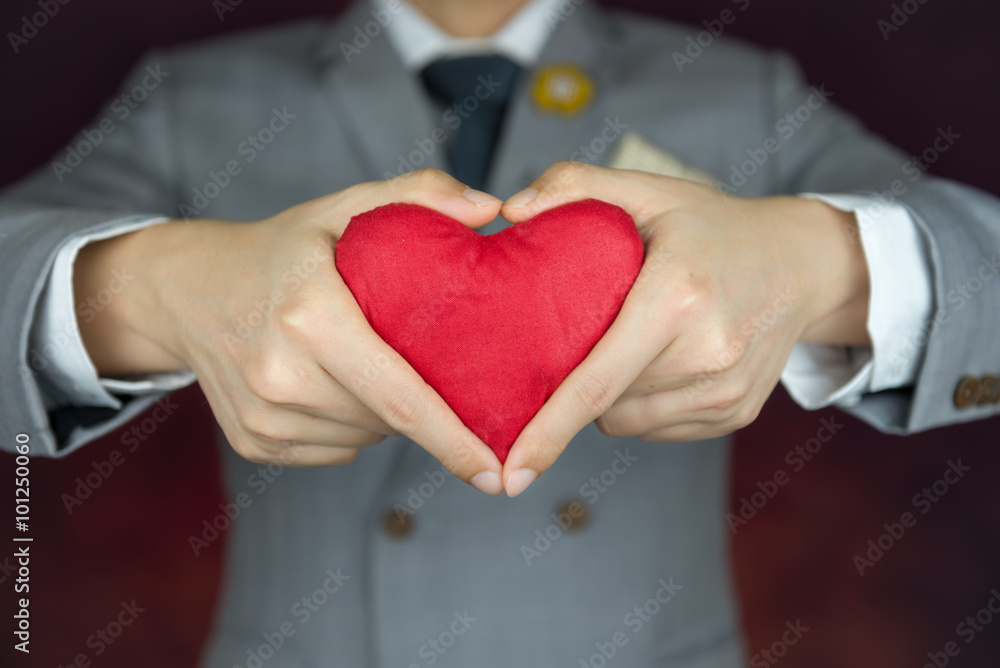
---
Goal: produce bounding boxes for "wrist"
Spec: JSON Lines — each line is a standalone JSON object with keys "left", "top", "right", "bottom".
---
{"left": 793, "top": 198, "right": 872, "bottom": 347}
{"left": 74, "top": 224, "right": 182, "bottom": 375}
{"left": 74, "top": 219, "right": 242, "bottom": 376}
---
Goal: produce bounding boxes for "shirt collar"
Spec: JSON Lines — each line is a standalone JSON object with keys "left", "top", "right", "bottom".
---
{"left": 370, "top": 0, "right": 563, "bottom": 70}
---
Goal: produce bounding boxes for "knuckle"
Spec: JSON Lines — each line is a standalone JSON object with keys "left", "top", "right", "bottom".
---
{"left": 244, "top": 355, "right": 295, "bottom": 405}
{"left": 543, "top": 161, "right": 591, "bottom": 193}
{"left": 711, "top": 377, "right": 751, "bottom": 410}
{"left": 550, "top": 160, "right": 589, "bottom": 184}
{"left": 695, "top": 329, "right": 745, "bottom": 376}
{"left": 732, "top": 401, "right": 762, "bottom": 429}
{"left": 436, "top": 436, "right": 479, "bottom": 479}
{"left": 671, "top": 275, "right": 715, "bottom": 318}
{"left": 595, "top": 406, "right": 638, "bottom": 438}
{"left": 276, "top": 296, "right": 331, "bottom": 347}
{"left": 238, "top": 409, "right": 278, "bottom": 443}
{"left": 568, "top": 369, "right": 618, "bottom": 417}
{"left": 401, "top": 168, "right": 448, "bottom": 190}
{"left": 378, "top": 389, "right": 427, "bottom": 434}
{"left": 529, "top": 429, "right": 567, "bottom": 466}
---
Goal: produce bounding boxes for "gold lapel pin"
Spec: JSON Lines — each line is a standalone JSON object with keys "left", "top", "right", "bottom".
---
{"left": 531, "top": 63, "right": 595, "bottom": 116}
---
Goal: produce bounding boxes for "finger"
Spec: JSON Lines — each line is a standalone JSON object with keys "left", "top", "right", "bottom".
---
{"left": 501, "top": 287, "right": 674, "bottom": 496}
{"left": 202, "top": 382, "right": 370, "bottom": 467}
{"left": 240, "top": 403, "right": 388, "bottom": 448}
{"left": 614, "top": 346, "right": 698, "bottom": 402}
{"left": 241, "top": 355, "right": 398, "bottom": 435}
{"left": 638, "top": 422, "right": 743, "bottom": 443}
{"left": 254, "top": 441, "right": 365, "bottom": 468}
{"left": 318, "top": 311, "right": 505, "bottom": 495}
{"left": 501, "top": 161, "right": 689, "bottom": 227}
{"left": 345, "top": 168, "right": 503, "bottom": 231}
{"left": 597, "top": 389, "right": 737, "bottom": 439}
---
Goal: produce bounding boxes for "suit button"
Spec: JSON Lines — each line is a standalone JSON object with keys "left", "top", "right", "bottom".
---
{"left": 384, "top": 510, "right": 414, "bottom": 538}
{"left": 555, "top": 499, "right": 590, "bottom": 532}
{"left": 979, "top": 376, "right": 1000, "bottom": 405}
{"left": 954, "top": 376, "right": 981, "bottom": 409}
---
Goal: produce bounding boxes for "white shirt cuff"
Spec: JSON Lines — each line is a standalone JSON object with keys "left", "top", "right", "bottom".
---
{"left": 30, "top": 217, "right": 196, "bottom": 409}
{"left": 780, "top": 194, "right": 933, "bottom": 409}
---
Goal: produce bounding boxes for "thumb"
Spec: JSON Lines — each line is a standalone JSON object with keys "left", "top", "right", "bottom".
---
{"left": 382, "top": 169, "right": 503, "bottom": 229}
{"left": 501, "top": 161, "right": 672, "bottom": 228}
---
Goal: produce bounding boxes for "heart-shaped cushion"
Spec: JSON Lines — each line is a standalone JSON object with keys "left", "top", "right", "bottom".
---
{"left": 335, "top": 199, "right": 644, "bottom": 462}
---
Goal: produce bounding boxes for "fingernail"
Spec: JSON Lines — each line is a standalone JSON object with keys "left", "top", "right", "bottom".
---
{"left": 470, "top": 471, "right": 504, "bottom": 496}
{"left": 463, "top": 187, "right": 501, "bottom": 208}
{"left": 505, "top": 188, "right": 538, "bottom": 209}
{"left": 505, "top": 468, "right": 538, "bottom": 498}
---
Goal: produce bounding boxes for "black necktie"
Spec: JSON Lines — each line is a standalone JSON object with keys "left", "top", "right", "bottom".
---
{"left": 420, "top": 55, "right": 522, "bottom": 191}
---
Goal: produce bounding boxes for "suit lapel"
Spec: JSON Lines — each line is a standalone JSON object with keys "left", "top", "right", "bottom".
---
{"left": 311, "top": 2, "right": 628, "bottom": 224}
{"left": 313, "top": 4, "right": 447, "bottom": 182}
{"left": 486, "top": 3, "right": 629, "bottom": 214}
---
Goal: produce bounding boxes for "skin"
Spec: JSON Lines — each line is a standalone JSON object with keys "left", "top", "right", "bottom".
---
{"left": 498, "top": 163, "right": 866, "bottom": 496}
{"left": 75, "top": 0, "right": 869, "bottom": 498}
{"left": 77, "top": 172, "right": 509, "bottom": 495}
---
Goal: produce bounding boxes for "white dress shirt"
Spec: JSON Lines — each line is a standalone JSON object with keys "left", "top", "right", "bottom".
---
{"left": 31, "top": 0, "right": 933, "bottom": 416}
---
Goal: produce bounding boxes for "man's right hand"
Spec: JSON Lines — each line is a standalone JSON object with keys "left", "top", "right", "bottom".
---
{"left": 73, "top": 169, "right": 506, "bottom": 495}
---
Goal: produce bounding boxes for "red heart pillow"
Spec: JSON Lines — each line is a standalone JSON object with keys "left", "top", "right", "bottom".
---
{"left": 335, "top": 199, "right": 644, "bottom": 462}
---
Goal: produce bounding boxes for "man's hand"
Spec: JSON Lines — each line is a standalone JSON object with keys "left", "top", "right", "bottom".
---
{"left": 74, "top": 169, "right": 506, "bottom": 495}
{"left": 498, "top": 162, "right": 870, "bottom": 496}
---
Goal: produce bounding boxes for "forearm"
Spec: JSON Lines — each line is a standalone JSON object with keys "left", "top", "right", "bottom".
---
{"left": 74, "top": 221, "right": 202, "bottom": 376}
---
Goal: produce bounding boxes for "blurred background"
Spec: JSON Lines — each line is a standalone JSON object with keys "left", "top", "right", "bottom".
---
{"left": 1, "top": 0, "right": 999, "bottom": 666}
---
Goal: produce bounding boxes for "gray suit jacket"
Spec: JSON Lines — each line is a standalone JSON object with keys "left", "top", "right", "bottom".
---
{"left": 2, "top": 2, "right": 999, "bottom": 666}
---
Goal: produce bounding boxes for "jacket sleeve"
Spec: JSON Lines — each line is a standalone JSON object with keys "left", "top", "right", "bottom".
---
{"left": 0, "top": 51, "right": 181, "bottom": 457}
{"left": 765, "top": 51, "right": 1000, "bottom": 433}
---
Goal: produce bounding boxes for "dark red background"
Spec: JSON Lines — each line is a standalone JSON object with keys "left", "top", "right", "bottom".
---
{"left": 2, "top": 1, "right": 999, "bottom": 667}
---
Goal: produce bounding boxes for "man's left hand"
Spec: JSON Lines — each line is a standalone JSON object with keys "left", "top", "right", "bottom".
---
{"left": 498, "top": 161, "right": 871, "bottom": 496}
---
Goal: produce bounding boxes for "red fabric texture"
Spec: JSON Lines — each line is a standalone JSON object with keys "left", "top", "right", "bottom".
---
{"left": 335, "top": 199, "right": 644, "bottom": 462}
